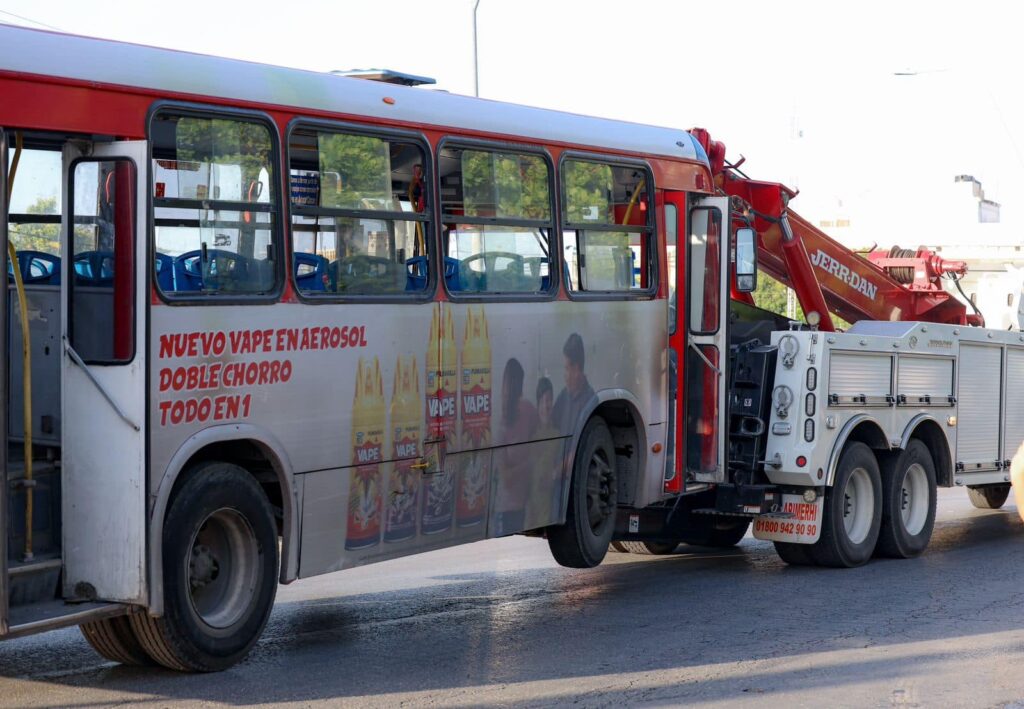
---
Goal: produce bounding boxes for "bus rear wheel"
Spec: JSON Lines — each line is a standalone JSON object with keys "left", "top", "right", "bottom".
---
{"left": 618, "top": 541, "right": 678, "bottom": 555}
{"left": 548, "top": 417, "right": 618, "bottom": 568}
{"left": 809, "top": 442, "right": 882, "bottom": 568}
{"left": 130, "top": 462, "right": 279, "bottom": 672}
{"left": 80, "top": 614, "right": 153, "bottom": 666}
{"left": 967, "top": 484, "right": 1010, "bottom": 510}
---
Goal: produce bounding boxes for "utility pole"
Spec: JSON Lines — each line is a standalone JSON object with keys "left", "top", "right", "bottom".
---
{"left": 473, "top": 0, "right": 481, "bottom": 97}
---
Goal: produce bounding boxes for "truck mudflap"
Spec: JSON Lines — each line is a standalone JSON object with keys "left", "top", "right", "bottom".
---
{"left": 752, "top": 493, "right": 823, "bottom": 544}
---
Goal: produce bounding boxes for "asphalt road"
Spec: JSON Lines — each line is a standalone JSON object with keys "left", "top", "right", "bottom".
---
{"left": 3, "top": 488, "right": 1024, "bottom": 708}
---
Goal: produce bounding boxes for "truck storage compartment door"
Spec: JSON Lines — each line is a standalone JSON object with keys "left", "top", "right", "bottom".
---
{"left": 957, "top": 344, "right": 1002, "bottom": 471}
{"left": 1004, "top": 348, "right": 1024, "bottom": 463}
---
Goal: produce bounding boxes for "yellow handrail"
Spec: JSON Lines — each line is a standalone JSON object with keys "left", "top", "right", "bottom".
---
{"left": 6, "top": 130, "right": 34, "bottom": 561}
{"left": 622, "top": 178, "right": 646, "bottom": 226}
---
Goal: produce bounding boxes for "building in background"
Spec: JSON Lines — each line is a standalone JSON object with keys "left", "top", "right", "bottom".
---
{"left": 811, "top": 175, "right": 1024, "bottom": 329}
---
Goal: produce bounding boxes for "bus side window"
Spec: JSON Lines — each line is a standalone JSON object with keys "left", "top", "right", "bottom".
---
{"left": 287, "top": 126, "right": 431, "bottom": 297}
{"left": 151, "top": 111, "right": 280, "bottom": 298}
{"left": 560, "top": 159, "right": 653, "bottom": 294}
{"left": 438, "top": 144, "right": 554, "bottom": 296}
{"left": 68, "top": 158, "right": 135, "bottom": 362}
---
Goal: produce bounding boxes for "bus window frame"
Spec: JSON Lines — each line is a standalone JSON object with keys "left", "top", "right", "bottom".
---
{"left": 66, "top": 155, "right": 138, "bottom": 365}
{"left": 558, "top": 151, "right": 658, "bottom": 301}
{"left": 285, "top": 118, "right": 437, "bottom": 304}
{"left": 147, "top": 101, "right": 286, "bottom": 306}
{"left": 686, "top": 204, "right": 723, "bottom": 337}
{"left": 436, "top": 136, "right": 559, "bottom": 303}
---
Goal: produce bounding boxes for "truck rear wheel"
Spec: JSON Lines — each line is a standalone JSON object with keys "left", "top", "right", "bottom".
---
{"left": 876, "top": 440, "right": 937, "bottom": 558}
{"left": 809, "top": 442, "right": 882, "bottom": 568}
{"left": 548, "top": 418, "right": 618, "bottom": 568}
{"left": 130, "top": 462, "right": 279, "bottom": 672}
{"left": 80, "top": 615, "right": 153, "bottom": 666}
{"left": 967, "top": 484, "right": 1010, "bottom": 510}
{"left": 774, "top": 541, "right": 814, "bottom": 566}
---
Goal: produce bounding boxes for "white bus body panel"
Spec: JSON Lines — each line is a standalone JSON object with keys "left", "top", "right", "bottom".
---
{"left": 149, "top": 298, "right": 666, "bottom": 579}
{"left": 762, "top": 321, "right": 1024, "bottom": 491}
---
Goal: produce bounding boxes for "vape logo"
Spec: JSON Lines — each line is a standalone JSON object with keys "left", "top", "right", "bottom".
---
{"left": 428, "top": 394, "right": 456, "bottom": 419}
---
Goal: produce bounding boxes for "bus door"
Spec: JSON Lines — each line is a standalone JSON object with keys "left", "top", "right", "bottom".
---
{"left": 60, "top": 141, "right": 147, "bottom": 604}
{"left": 1, "top": 128, "right": 8, "bottom": 633}
{"left": 678, "top": 194, "right": 729, "bottom": 484}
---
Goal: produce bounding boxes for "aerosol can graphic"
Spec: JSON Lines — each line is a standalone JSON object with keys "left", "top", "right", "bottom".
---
{"left": 422, "top": 307, "right": 457, "bottom": 534}
{"left": 384, "top": 355, "right": 422, "bottom": 543}
{"left": 346, "top": 357, "right": 385, "bottom": 550}
{"left": 457, "top": 306, "right": 491, "bottom": 528}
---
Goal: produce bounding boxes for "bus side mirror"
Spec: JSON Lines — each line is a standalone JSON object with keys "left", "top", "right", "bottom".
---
{"left": 735, "top": 227, "right": 757, "bottom": 293}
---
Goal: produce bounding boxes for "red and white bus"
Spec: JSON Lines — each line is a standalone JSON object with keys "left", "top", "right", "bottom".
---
{"left": 0, "top": 24, "right": 741, "bottom": 670}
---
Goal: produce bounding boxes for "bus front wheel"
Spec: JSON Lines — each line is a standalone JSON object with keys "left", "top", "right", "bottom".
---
{"left": 548, "top": 417, "right": 618, "bottom": 568}
{"left": 130, "top": 461, "right": 279, "bottom": 672}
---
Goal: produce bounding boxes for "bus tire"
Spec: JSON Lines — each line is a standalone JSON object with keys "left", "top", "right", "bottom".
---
{"left": 130, "top": 462, "right": 279, "bottom": 672}
{"left": 609, "top": 541, "right": 629, "bottom": 553}
{"left": 80, "top": 615, "right": 153, "bottom": 666}
{"left": 967, "top": 484, "right": 1010, "bottom": 510}
{"left": 774, "top": 541, "right": 815, "bottom": 566}
{"left": 809, "top": 442, "right": 882, "bottom": 568}
{"left": 548, "top": 417, "right": 618, "bottom": 568}
{"left": 680, "top": 517, "right": 751, "bottom": 548}
{"left": 876, "top": 440, "right": 937, "bottom": 559}
{"left": 618, "top": 541, "right": 678, "bottom": 555}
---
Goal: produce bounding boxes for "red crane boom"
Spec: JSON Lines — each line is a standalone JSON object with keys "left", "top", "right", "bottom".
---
{"left": 689, "top": 129, "right": 983, "bottom": 329}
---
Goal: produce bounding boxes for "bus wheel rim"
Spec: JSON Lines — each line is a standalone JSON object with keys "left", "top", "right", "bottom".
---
{"left": 586, "top": 448, "right": 614, "bottom": 533}
{"left": 186, "top": 508, "right": 260, "bottom": 630}
{"left": 900, "top": 463, "right": 929, "bottom": 536}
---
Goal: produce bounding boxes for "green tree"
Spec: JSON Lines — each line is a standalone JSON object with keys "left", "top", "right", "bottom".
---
{"left": 10, "top": 196, "right": 60, "bottom": 254}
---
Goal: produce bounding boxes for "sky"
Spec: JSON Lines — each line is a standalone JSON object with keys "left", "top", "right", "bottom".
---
{"left": 2, "top": 0, "right": 1023, "bottom": 236}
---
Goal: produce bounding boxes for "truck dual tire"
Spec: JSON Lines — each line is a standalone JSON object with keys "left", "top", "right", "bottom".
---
{"left": 774, "top": 541, "right": 815, "bottom": 566}
{"left": 808, "top": 442, "right": 882, "bottom": 568}
{"left": 876, "top": 440, "right": 937, "bottom": 558}
{"left": 129, "top": 462, "right": 279, "bottom": 672}
{"left": 967, "top": 483, "right": 1010, "bottom": 510}
{"left": 548, "top": 417, "right": 618, "bottom": 568}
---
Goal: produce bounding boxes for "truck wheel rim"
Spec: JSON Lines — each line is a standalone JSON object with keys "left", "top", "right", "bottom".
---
{"left": 842, "top": 467, "right": 874, "bottom": 545}
{"left": 900, "top": 463, "right": 929, "bottom": 536}
{"left": 585, "top": 447, "right": 615, "bottom": 533}
{"left": 187, "top": 508, "right": 260, "bottom": 630}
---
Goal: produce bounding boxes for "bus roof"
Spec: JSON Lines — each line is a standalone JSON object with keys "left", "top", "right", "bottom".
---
{"left": 0, "top": 24, "right": 708, "bottom": 166}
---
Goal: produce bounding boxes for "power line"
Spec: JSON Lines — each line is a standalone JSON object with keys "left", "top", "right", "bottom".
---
{"left": 0, "top": 8, "right": 62, "bottom": 32}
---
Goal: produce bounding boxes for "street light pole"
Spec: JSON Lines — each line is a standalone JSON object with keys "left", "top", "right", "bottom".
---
{"left": 473, "top": 0, "right": 481, "bottom": 97}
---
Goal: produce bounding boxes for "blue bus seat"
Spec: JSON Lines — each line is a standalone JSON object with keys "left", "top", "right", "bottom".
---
{"left": 294, "top": 252, "right": 330, "bottom": 292}
{"left": 154, "top": 252, "right": 175, "bottom": 292}
{"left": 444, "top": 257, "right": 461, "bottom": 292}
{"left": 173, "top": 249, "right": 250, "bottom": 292}
{"left": 405, "top": 256, "right": 429, "bottom": 291}
{"left": 73, "top": 250, "right": 115, "bottom": 286}
{"left": 8, "top": 250, "right": 61, "bottom": 285}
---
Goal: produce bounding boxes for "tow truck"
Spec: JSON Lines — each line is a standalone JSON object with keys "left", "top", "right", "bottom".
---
{"left": 614, "top": 129, "right": 1017, "bottom": 567}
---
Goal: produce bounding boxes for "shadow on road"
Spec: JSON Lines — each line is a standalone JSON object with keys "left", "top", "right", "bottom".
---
{"left": 2, "top": 505, "right": 1023, "bottom": 705}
